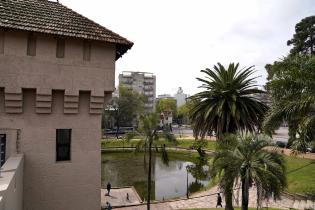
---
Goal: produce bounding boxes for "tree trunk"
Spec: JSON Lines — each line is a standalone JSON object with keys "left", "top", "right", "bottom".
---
{"left": 147, "top": 140, "right": 153, "bottom": 210}
{"left": 241, "top": 178, "right": 249, "bottom": 210}
{"left": 225, "top": 190, "right": 234, "bottom": 210}
{"left": 223, "top": 180, "right": 234, "bottom": 210}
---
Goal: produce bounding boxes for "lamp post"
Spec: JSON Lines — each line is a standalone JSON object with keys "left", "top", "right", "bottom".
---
{"left": 186, "top": 165, "right": 189, "bottom": 199}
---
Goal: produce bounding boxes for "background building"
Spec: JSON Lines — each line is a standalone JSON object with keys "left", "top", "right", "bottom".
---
{"left": 174, "top": 87, "right": 188, "bottom": 107}
{"left": 0, "top": 0, "right": 132, "bottom": 209}
{"left": 157, "top": 94, "right": 174, "bottom": 99}
{"left": 119, "top": 71, "right": 156, "bottom": 112}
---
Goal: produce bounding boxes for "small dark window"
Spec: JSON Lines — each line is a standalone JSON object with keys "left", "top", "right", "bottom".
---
{"left": 83, "top": 40, "right": 91, "bottom": 61}
{"left": 56, "top": 39, "right": 65, "bottom": 58}
{"left": 56, "top": 129, "right": 71, "bottom": 161}
{"left": 27, "top": 34, "right": 36, "bottom": 56}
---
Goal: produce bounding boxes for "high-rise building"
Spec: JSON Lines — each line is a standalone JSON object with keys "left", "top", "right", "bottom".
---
{"left": 119, "top": 71, "right": 156, "bottom": 112}
{"left": 0, "top": 0, "right": 132, "bottom": 209}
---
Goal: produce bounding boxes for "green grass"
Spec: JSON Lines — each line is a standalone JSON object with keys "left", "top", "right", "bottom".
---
{"left": 101, "top": 138, "right": 217, "bottom": 151}
{"left": 285, "top": 156, "right": 315, "bottom": 195}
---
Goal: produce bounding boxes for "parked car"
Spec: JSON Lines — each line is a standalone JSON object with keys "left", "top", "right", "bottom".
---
{"left": 276, "top": 141, "right": 287, "bottom": 148}
{"left": 104, "top": 127, "right": 134, "bottom": 135}
{"left": 306, "top": 146, "right": 315, "bottom": 153}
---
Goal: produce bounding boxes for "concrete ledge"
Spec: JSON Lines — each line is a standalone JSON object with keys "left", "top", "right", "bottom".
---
{"left": 0, "top": 154, "right": 24, "bottom": 210}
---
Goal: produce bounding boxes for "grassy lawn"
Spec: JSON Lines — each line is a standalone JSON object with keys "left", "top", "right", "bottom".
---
{"left": 101, "top": 138, "right": 217, "bottom": 151}
{"left": 285, "top": 156, "right": 315, "bottom": 195}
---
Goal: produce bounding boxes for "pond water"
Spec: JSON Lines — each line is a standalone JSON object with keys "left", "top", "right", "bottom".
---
{"left": 101, "top": 152, "right": 210, "bottom": 201}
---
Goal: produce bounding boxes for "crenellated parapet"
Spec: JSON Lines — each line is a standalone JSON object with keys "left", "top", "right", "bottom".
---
{"left": 36, "top": 88, "right": 52, "bottom": 114}
{"left": 0, "top": 88, "right": 110, "bottom": 115}
{"left": 4, "top": 88, "right": 23, "bottom": 114}
{"left": 64, "top": 90, "right": 79, "bottom": 114}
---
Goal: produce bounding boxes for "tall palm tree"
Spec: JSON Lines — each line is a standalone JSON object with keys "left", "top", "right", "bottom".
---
{"left": 130, "top": 113, "right": 176, "bottom": 210}
{"left": 210, "top": 134, "right": 287, "bottom": 210}
{"left": 190, "top": 63, "right": 268, "bottom": 139}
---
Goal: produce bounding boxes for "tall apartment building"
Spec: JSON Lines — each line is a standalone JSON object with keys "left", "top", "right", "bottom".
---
{"left": 119, "top": 71, "right": 156, "bottom": 112}
{"left": 0, "top": 0, "right": 132, "bottom": 210}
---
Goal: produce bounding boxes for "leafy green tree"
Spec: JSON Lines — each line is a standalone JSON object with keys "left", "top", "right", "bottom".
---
{"left": 264, "top": 55, "right": 315, "bottom": 151}
{"left": 128, "top": 113, "right": 176, "bottom": 210}
{"left": 210, "top": 134, "right": 287, "bottom": 210}
{"left": 190, "top": 63, "right": 268, "bottom": 139}
{"left": 177, "top": 100, "right": 195, "bottom": 125}
{"left": 287, "top": 16, "right": 315, "bottom": 55}
{"left": 156, "top": 98, "right": 177, "bottom": 117}
{"left": 103, "top": 86, "right": 145, "bottom": 138}
{"left": 177, "top": 104, "right": 189, "bottom": 125}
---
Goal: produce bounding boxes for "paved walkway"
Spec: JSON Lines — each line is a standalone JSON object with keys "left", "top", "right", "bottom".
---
{"left": 115, "top": 203, "right": 173, "bottom": 210}
{"left": 168, "top": 185, "right": 314, "bottom": 209}
{"left": 114, "top": 185, "right": 315, "bottom": 209}
{"left": 101, "top": 187, "right": 142, "bottom": 208}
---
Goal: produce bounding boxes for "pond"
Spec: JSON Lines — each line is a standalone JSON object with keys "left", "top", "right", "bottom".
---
{"left": 101, "top": 151, "right": 211, "bottom": 201}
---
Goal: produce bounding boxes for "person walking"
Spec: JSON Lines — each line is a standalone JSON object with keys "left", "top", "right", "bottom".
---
{"left": 216, "top": 193, "right": 222, "bottom": 208}
{"left": 106, "top": 182, "right": 111, "bottom": 196}
{"left": 106, "top": 202, "right": 112, "bottom": 210}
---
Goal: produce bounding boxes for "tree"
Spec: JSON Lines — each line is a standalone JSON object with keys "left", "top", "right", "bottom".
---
{"left": 190, "top": 63, "right": 268, "bottom": 139}
{"left": 177, "top": 100, "right": 195, "bottom": 125}
{"left": 264, "top": 55, "right": 315, "bottom": 151}
{"left": 287, "top": 16, "right": 315, "bottom": 55}
{"left": 156, "top": 98, "right": 177, "bottom": 117}
{"left": 129, "top": 113, "right": 176, "bottom": 210}
{"left": 189, "top": 63, "right": 268, "bottom": 210}
{"left": 103, "top": 86, "right": 145, "bottom": 138}
{"left": 210, "top": 134, "right": 287, "bottom": 210}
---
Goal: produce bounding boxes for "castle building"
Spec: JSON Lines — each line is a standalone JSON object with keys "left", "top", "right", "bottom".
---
{"left": 0, "top": 0, "right": 132, "bottom": 209}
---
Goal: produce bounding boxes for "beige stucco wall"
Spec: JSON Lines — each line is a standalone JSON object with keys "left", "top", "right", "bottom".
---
{"left": 0, "top": 30, "right": 116, "bottom": 210}
{"left": 0, "top": 30, "right": 115, "bottom": 93}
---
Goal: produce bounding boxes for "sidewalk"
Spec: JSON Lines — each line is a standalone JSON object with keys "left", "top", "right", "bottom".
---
{"left": 114, "top": 185, "right": 315, "bottom": 210}
{"left": 101, "top": 187, "right": 142, "bottom": 208}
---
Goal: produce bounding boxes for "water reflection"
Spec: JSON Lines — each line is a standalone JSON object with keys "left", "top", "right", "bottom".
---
{"left": 187, "top": 157, "right": 210, "bottom": 194}
{"left": 102, "top": 152, "right": 210, "bottom": 200}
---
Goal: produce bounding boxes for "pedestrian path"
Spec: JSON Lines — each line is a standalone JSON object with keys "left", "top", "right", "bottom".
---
{"left": 169, "top": 185, "right": 315, "bottom": 210}
{"left": 115, "top": 203, "right": 173, "bottom": 210}
{"left": 114, "top": 185, "right": 315, "bottom": 210}
{"left": 101, "top": 187, "right": 142, "bottom": 208}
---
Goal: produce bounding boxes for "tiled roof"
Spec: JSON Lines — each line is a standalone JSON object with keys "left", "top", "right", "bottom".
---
{"left": 0, "top": 0, "right": 133, "bottom": 59}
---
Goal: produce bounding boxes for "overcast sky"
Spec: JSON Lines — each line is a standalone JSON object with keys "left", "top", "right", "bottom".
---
{"left": 62, "top": 0, "right": 314, "bottom": 96}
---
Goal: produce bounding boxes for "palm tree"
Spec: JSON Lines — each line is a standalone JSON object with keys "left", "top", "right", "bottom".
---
{"left": 210, "top": 134, "right": 287, "bottom": 210}
{"left": 190, "top": 63, "right": 268, "bottom": 139}
{"left": 130, "top": 113, "right": 176, "bottom": 210}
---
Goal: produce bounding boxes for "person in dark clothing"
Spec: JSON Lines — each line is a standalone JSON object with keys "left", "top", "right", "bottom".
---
{"left": 216, "top": 193, "right": 222, "bottom": 208}
{"left": 106, "top": 202, "right": 112, "bottom": 210}
{"left": 106, "top": 182, "right": 111, "bottom": 196}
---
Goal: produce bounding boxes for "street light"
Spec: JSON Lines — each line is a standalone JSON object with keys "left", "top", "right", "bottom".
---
{"left": 186, "top": 165, "right": 190, "bottom": 199}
